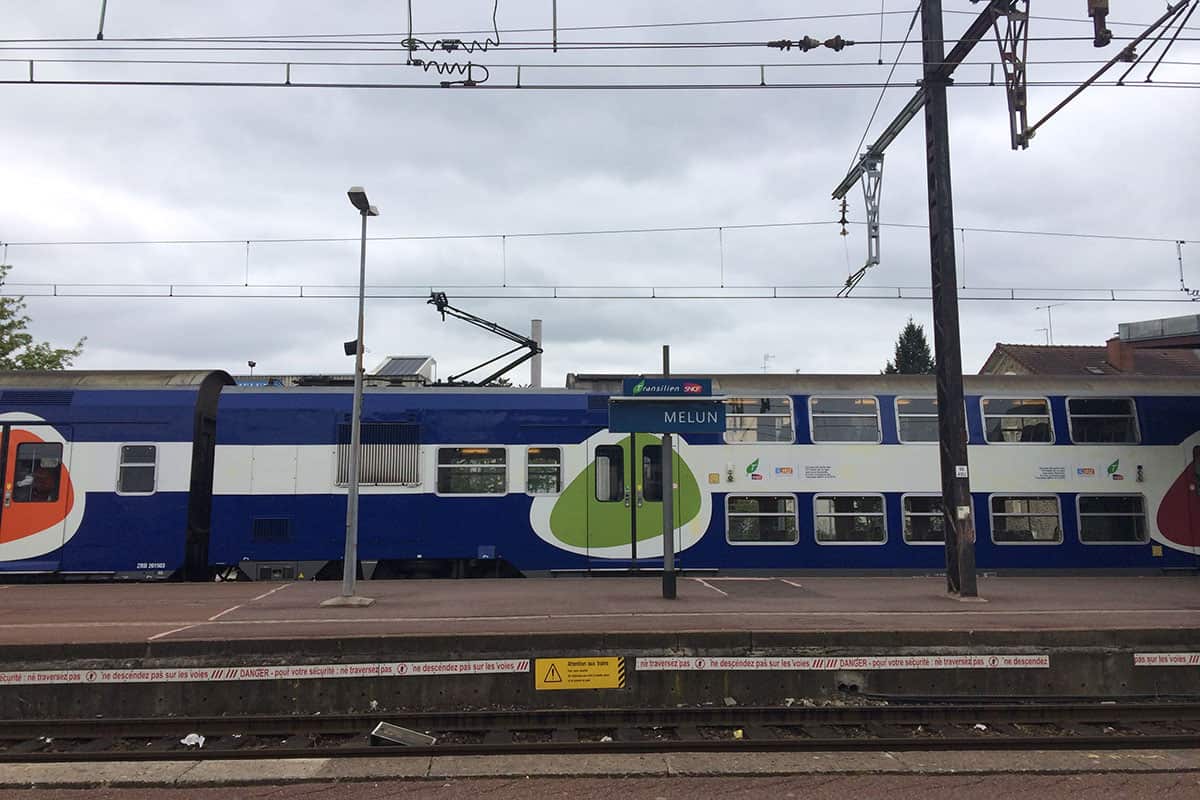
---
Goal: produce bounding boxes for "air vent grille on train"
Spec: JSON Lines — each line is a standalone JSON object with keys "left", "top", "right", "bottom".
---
{"left": 252, "top": 517, "right": 292, "bottom": 542}
{"left": 0, "top": 390, "right": 74, "bottom": 405}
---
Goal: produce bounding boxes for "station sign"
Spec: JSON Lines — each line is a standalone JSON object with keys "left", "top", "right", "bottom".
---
{"left": 622, "top": 377, "right": 712, "bottom": 397}
{"left": 609, "top": 399, "right": 726, "bottom": 433}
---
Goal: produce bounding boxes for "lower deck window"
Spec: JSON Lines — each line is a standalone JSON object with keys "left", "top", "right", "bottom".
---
{"left": 727, "top": 495, "right": 798, "bottom": 544}
{"left": 991, "top": 495, "right": 1062, "bottom": 543}
{"left": 13, "top": 442, "right": 63, "bottom": 503}
{"left": 436, "top": 447, "right": 506, "bottom": 494}
{"left": 903, "top": 495, "right": 944, "bottom": 544}
{"left": 814, "top": 495, "right": 886, "bottom": 544}
{"left": 1078, "top": 495, "right": 1147, "bottom": 544}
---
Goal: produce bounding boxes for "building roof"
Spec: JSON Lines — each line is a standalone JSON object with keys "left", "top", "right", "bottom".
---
{"left": 980, "top": 343, "right": 1200, "bottom": 376}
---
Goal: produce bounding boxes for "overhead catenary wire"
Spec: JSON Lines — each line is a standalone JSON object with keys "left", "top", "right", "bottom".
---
{"left": 2, "top": 283, "right": 1195, "bottom": 304}
{"left": 2, "top": 75, "right": 1197, "bottom": 91}
{"left": 2, "top": 9, "right": 1195, "bottom": 44}
{"left": 4, "top": 219, "right": 1193, "bottom": 249}
{"left": 846, "top": 3, "right": 922, "bottom": 171}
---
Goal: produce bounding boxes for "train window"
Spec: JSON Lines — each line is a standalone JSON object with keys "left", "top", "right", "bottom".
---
{"left": 814, "top": 494, "right": 886, "bottom": 544}
{"left": 117, "top": 444, "right": 157, "bottom": 494}
{"left": 810, "top": 397, "right": 881, "bottom": 443}
{"left": 896, "top": 397, "right": 939, "bottom": 442}
{"left": 1068, "top": 398, "right": 1139, "bottom": 444}
{"left": 526, "top": 447, "right": 562, "bottom": 495}
{"left": 594, "top": 445, "right": 625, "bottom": 502}
{"left": 336, "top": 422, "right": 420, "bottom": 485}
{"left": 982, "top": 398, "right": 1053, "bottom": 443}
{"left": 1077, "top": 495, "right": 1147, "bottom": 544}
{"left": 436, "top": 447, "right": 506, "bottom": 495}
{"left": 12, "top": 442, "right": 63, "bottom": 503}
{"left": 724, "top": 397, "right": 794, "bottom": 444}
{"left": 642, "top": 445, "right": 663, "bottom": 502}
{"left": 902, "top": 494, "right": 944, "bottom": 544}
{"left": 990, "top": 495, "right": 1062, "bottom": 544}
{"left": 726, "top": 495, "right": 798, "bottom": 545}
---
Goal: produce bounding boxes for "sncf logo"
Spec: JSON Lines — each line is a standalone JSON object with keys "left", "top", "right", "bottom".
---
{"left": 683, "top": 383, "right": 703, "bottom": 394}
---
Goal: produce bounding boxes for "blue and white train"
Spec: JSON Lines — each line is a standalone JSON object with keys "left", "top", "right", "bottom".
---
{"left": 0, "top": 370, "right": 1196, "bottom": 580}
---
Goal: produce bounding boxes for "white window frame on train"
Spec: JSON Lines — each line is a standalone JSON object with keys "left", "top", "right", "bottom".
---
{"left": 725, "top": 493, "right": 800, "bottom": 546}
{"left": 901, "top": 493, "right": 944, "bottom": 545}
{"left": 115, "top": 443, "right": 157, "bottom": 496}
{"left": 335, "top": 422, "right": 420, "bottom": 486}
{"left": 435, "top": 447, "right": 508, "bottom": 496}
{"left": 813, "top": 493, "right": 887, "bottom": 546}
{"left": 723, "top": 397, "right": 795, "bottom": 444}
{"left": 1076, "top": 494, "right": 1148, "bottom": 545}
{"left": 988, "top": 494, "right": 1063, "bottom": 545}
{"left": 1066, "top": 397, "right": 1140, "bottom": 444}
{"left": 808, "top": 397, "right": 882, "bottom": 444}
{"left": 980, "top": 397, "right": 1054, "bottom": 444}
{"left": 525, "top": 446, "right": 562, "bottom": 496}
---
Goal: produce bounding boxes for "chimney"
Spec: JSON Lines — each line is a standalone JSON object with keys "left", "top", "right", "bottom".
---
{"left": 1105, "top": 336, "right": 1135, "bottom": 373}
{"left": 530, "top": 319, "right": 543, "bottom": 388}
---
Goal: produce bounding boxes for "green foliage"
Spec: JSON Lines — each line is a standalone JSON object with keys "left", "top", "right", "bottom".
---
{"left": 0, "top": 263, "right": 86, "bottom": 370}
{"left": 884, "top": 317, "right": 935, "bottom": 375}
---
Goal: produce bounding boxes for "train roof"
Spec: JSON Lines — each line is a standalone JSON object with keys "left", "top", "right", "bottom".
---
{"left": 0, "top": 370, "right": 234, "bottom": 389}
{"left": 567, "top": 373, "right": 1200, "bottom": 395}
{"left": 0, "top": 370, "right": 1197, "bottom": 397}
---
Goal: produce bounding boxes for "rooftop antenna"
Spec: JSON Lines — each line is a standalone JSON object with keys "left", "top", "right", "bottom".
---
{"left": 762, "top": 353, "right": 775, "bottom": 373}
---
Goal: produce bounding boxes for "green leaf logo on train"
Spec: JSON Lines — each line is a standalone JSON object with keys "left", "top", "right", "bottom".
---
{"left": 631, "top": 379, "right": 647, "bottom": 395}
{"left": 527, "top": 433, "right": 712, "bottom": 558}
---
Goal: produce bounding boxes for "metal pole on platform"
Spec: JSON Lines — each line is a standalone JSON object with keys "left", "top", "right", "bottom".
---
{"left": 323, "top": 187, "right": 378, "bottom": 609}
{"left": 661, "top": 344, "right": 676, "bottom": 599}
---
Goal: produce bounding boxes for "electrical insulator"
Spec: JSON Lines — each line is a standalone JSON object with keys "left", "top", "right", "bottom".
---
{"left": 1087, "top": 0, "right": 1113, "bottom": 47}
{"left": 838, "top": 199, "right": 850, "bottom": 237}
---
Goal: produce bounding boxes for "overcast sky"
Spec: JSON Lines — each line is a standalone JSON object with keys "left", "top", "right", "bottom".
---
{"left": 1, "top": 1, "right": 1197, "bottom": 384}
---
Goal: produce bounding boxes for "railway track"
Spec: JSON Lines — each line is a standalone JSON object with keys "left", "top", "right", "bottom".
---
{"left": 2, "top": 702, "right": 1198, "bottom": 762}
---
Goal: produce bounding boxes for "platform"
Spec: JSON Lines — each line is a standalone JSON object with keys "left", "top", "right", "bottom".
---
{"left": 0, "top": 576, "right": 1196, "bottom": 718}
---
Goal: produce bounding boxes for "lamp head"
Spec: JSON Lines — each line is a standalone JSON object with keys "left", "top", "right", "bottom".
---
{"left": 347, "top": 186, "right": 379, "bottom": 215}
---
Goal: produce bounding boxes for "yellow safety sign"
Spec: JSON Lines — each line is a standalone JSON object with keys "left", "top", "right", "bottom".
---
{"left": 535, "top": 657, "right": 626, "bottom": 690}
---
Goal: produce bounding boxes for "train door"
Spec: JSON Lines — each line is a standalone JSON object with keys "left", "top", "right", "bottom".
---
{"left": 0, "top": 424, "right": 73, "bottom": 572}
{"left": 586, "top": 434, "right": 675, "bottom": 570}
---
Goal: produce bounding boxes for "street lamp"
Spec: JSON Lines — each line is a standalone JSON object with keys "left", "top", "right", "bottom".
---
{"left": 322, "top": 186, "right": 379, "bottom": 608}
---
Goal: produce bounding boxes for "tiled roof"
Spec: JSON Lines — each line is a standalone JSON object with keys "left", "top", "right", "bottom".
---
{"left": 982, "top": 344, "right": 1200, "bottom": 376}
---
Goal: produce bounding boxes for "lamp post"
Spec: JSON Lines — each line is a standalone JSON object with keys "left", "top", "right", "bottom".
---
{"left": 322, "top": 186, "right": 378, "bottom": 608}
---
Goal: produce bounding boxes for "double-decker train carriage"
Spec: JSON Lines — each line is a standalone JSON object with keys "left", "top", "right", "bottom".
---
{"left": 0, "top": 371, "right": 1196, "bottom": 580}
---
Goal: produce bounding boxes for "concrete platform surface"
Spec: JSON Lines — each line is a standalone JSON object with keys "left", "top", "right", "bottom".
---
{"left": 0, "top": 575, "right": 1195, "bottom": 646}
{"left": 0, "top": 748, "right": 1198, "bottom": 789}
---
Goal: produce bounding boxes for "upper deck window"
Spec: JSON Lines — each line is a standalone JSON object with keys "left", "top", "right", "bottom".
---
{"left": 810, "top": 397, "right": 880, "bottom": 443}
{"left": 436, "top": 447, "right": 506, "bottom": 495}
{"left": 724, "top": 397, "right": 794, "bottom": 444}
{"left": 896, "top": 397, "right": 938, "bottom": 443}
{"left": 118, "top": 444, "right": 157, "bottom": 494}
{"left": 1068, "top": 398, "right": 1139, "bottom": 443}
{"left": 982, "top": 398, "right": 1052, "bottom": 443}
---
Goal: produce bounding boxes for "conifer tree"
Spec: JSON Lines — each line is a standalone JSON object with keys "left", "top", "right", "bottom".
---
{"left": 884, "top": 317, "right": 935, "bottom": 374}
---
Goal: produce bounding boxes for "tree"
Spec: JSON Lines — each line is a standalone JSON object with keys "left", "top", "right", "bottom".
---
{"left": 884, "top": 317, "right": 935, "bottom": 374}
{"left": 0, "top": 263, "right": 86, "bottom": 370}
